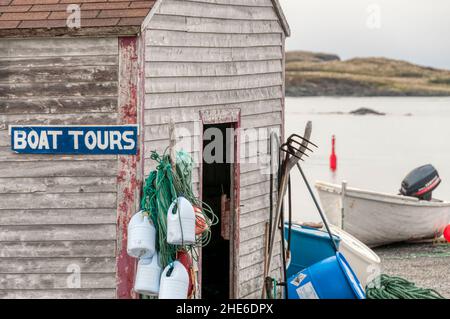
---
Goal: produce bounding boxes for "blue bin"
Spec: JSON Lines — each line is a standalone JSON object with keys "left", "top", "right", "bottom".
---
{"left": 284, "top": 223, "right": 341, "bottom": 278}
{"left": 288, "top": 252, "right": 366, "bottom": 299}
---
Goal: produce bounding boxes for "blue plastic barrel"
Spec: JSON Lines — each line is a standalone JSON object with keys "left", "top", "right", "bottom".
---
{"left": 287, "top": 252, "right": 366, "bottom": 299}
{"left": 284, "top": 223, "right": 341, "bottom": 278}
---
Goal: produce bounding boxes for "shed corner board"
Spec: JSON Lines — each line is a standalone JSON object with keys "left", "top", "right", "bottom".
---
{"left": 116, "top": 36, "right": 141, "bottom": 299}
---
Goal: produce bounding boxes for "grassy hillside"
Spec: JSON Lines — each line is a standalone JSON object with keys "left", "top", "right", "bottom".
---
{"left": 286, "top": 51, "right": 450, "bottom": 96}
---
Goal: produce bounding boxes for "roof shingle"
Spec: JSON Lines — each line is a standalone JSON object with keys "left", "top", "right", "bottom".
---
{"left": 0, "top": 0, "right": 155, "bottom": 37}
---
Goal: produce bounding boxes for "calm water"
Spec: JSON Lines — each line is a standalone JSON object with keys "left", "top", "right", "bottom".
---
{"left": 285, "top": 97, "right": 450, "bottom": 223}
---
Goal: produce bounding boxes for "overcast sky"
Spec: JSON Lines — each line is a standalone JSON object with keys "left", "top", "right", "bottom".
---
{"left": 279, "top": 0, "right": 450, "bottom": 70}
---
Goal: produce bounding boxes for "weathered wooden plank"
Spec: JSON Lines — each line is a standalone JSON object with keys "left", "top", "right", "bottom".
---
{"left": 0, "top": 147, "right": 117, "bottom": 162}
{"left": 146, "top": 73, "right": 282, "bottom": 93}
{"left": 146, "top": 30, "right": 282, "bottom": 48}
{"left": 0, "top": 209, "right": 116, "bottom": 226}
{"left": 145, "top": 86, "right": 283, "bottom": 109}
{"left": 1, "top": 112, "right": 118, "bottom": 127}
{"left": 143, "top": 99, "right": 281, "bottom": 125}
{"left": 0, "top": 161, "right": 118, "bottom": 178}
{"left": 229, "top": 154, "right": 282, "bottom": 174}
{"left": 240, "top": 207, "right": 271, "bottom": 229}
{"left": 0, "top": 193, "right": 117, "bottom": 210}
{"left": 0, "top": 97, "right": 118, "bottom": 115}
{"left": 241, "top": 290, "right": 260, "bottom": 299}
{"left": 0, "top": 56, "right": 118, "bottom": 69}
{"left": 240, "top": 232, "right": 280, "bottom": 256}
{"left": 0, "top": 288, "right": 116, "bottom": 299}
{"left": 0, "top": 65, "right": 118, "bottom": 84}
{"left": 239, "top": 267, "right": 281, "bottom": 298}
{"left": 240, "top": 138, "right": 271, "bottom": 163}
{"left": 144, "top": 139, "right": 201, "bottom": 156}
{"left": 0, "top": 224, "right": 116, "bottom": 242}
{"left": 149, "top": 15, "right": 283, "bottom": 34}
{"left": 144, "top": 139, "right": 200, "bottom": 156}
{"left": 146, "top": 60, "right": 282, "bottom": 78}
{"left": 240, "top": 221, "right": 267, "bottom": 243}
{"left": 0, "top": 133, "right": 8, "bottom": 146}
{"left": 145, "top": 46, "right": 282, "bottom": 62}
{"left": 240, "top": 168, "right": 274, "bottom": 187}
{"left": 0, "top": 177, "right": 117, "bottom": 194}
{"left": 0, "top": 257, "right": 116, "bottom": 274}
{"left": 0, "top": 273, "right": 116, "bottom": 290}
{"left": 143, "top": 121, "right": 200, "bottom": 142}
{"left": 240, "top": 254, "right": 281, "bottom": 284}
{"left": 158, "top": 0, "right": 278, "bottom": 21}
{"left": 0, "top": 82, "right": 118, "bottom": 99}
{"left": 0, "top": 241, "right": 116, "bottom": 258}
{"left": 0, "top": 38, "right": 118, "bottom": 58}
{"left": 240, "top": 194, "right": 271, "bottom": 214}
{"left": 241, "top": 111, "right": 282, "bottom": 129}
{"left": 241, "top": 181, "right": 270, "bottom": 201}
{"left": 240, "top": 246, "right": 280, "bottom": 270}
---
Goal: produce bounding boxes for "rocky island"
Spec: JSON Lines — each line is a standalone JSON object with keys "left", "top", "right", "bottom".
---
{"left": 286, "top": 51, "right": 450, "bottom": 97}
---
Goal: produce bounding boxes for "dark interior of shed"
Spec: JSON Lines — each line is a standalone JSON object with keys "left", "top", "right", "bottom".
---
{"left": 201, "top": 123, "right": 232, "bottom": 299}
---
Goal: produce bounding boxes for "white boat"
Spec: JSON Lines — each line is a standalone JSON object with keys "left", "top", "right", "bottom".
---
{"left": 315, "top": 181, "right": 450, "bottom": 247}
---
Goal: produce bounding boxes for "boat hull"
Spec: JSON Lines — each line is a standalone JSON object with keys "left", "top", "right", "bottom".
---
{"left": 315, "top": 181, "right": 450, "bottom": 247}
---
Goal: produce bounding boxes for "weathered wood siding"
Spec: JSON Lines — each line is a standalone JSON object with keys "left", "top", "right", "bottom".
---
{"left": 144, "top": 0, "right": 285, "bottom": 298}
{"left": 0, "top": 37, "right": 119, "bottom": 299}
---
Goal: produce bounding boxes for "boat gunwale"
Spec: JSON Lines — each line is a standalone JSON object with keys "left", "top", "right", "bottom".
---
{"left": 315, "top": 181, "right": 450, "bottom": 208}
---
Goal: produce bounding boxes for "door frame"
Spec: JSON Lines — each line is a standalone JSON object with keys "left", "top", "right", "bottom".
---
{"left": 199, "top": 109, "right": 241, "bottom": 299}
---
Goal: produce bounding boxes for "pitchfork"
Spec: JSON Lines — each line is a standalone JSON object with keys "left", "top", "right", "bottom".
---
{"left": 263, "top": 121, "right": 339, "bottom": 299}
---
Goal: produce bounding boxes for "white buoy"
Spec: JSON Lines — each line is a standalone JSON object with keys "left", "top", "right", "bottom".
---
{"left": 167, "top": 197, "right": 196, "bottom": 245}
{"left": 127, "top": 211, "right": 156, "bottom": 258}
{"left": 134, "top": 253, "right": 162, "bottom": 296}
{"left": 159, "top": 261, "right": 189, "bottom": 299}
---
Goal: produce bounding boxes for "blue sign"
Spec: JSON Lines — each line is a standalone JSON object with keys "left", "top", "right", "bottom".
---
{"left": 10, "top": 125, "right": 139, "bottom": 155}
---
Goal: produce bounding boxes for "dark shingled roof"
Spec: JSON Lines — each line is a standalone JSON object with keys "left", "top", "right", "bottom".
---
{"left": 0, "top": 0, "right": 156, "bottom": 37}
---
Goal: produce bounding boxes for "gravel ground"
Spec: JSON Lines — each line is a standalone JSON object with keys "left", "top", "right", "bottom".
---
{"left": 374, "top": 242, "right": 450, "bottom": 298}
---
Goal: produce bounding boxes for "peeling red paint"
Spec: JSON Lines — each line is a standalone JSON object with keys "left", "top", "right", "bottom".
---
{"left": 117, "top": 171, "right": 126, "bottom": 183}
{"left": 116, "top": 36, "right": 141, "bottom": 299}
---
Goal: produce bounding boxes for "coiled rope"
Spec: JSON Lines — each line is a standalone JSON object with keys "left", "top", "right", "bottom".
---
{"left": 366, "top": 274, "right": 445, "bottom": 299}
{"left": 140, "top": 150, "right": 219, "bottom": 268}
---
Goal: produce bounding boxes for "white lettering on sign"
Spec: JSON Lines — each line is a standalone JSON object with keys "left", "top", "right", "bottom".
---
{"left": 123, "top": 131, "right": 136, "bottom": 150}
{"left": 13, "top": 130, "right": 27, "bottom": 150}
{"left": 27, "top": 131, "right": 39, "bottom": 149}
{"left": 38, "top": 131, "right": 50, "bottom": 150}
{"left": 68, "top": 130, "right": 83, "bottom": 150}
{"left": 14, "top": 130, "right": 63, "bottom": 150}
{"left": 97, "top": 131, "right": 108, "bottom": 151}
{"left": 85, "top": 131, "right": 97, "bottom": 150}
{"left": 11, "top": 127, "right": 137, "bottom": 154}
{"left": 47, "top": 130, "right": 62, "bottom": 149}
{"left": 110, "top": 131, "right": 123, "bottom": 150}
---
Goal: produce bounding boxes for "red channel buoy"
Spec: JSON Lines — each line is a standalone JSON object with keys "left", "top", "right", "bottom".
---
{"left": 330, "top": 135, "right": 337, "bottom": 172}
{"left": 444, "top": 225, "right": 450, "bottom": 242}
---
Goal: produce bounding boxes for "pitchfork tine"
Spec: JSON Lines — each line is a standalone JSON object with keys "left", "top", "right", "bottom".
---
{"left": 288, "top": 133, "right": 318, "bottom": 148}
{"left": 280, "top": 143, "right": 306, "bottom": 161}
{"left": 287, "top": 138, "right": 315, "bottom": 154}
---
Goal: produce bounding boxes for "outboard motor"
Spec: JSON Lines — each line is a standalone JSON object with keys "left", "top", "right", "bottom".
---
{"left": 400, "top": 164, "right": 441, "bottom": 201}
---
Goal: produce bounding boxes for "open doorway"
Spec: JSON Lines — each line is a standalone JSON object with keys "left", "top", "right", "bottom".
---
{"left": 201, "top": 123, "right": 235, "bottom": 299}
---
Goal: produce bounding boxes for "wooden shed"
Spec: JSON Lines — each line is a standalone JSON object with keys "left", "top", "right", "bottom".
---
{"left": 0, "top": 0, "right": 290, "bottom": 299}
